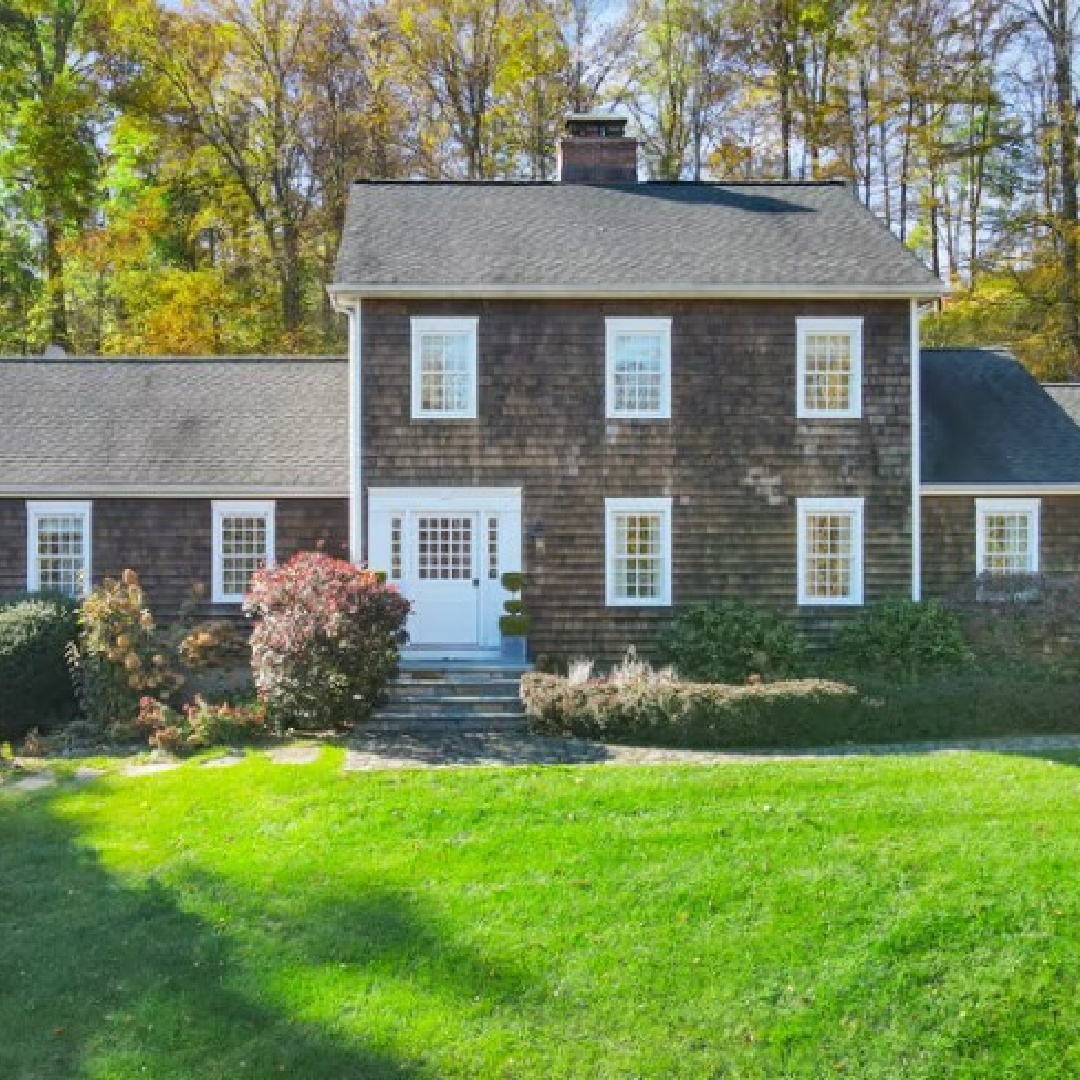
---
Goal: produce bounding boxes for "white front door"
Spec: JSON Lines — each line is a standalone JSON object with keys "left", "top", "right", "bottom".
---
{"left": 368, "top": 488, "right": 522, "bottom": 652}
{"left": 409, "top": 512, "right": 481, "bottom": 646}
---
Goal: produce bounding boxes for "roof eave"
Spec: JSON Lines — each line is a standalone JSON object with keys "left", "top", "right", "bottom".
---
{"left": 921, "top": 482, "right": 1080, "bottom": 495}
{"left": 329, "top": 281, "right": 944, "bottom": 300}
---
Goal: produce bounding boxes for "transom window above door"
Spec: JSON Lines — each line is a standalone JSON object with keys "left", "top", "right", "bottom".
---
{"left": 976, "top": 498, "right": 1039, "bottom": 577}
{"left": 212, "top": 500, "right": 275, "bottom": 604}
{"left": 797, "top": 317, "right": 863, "bottom": 419}
{"left": 606, "top": 317, "right": 672, "bottom": 419}
{"left": 26, "top": 500, "right": 91, "bottom": 598}
{"left": 411, "top": 317, "right": 479, "bottom": 419}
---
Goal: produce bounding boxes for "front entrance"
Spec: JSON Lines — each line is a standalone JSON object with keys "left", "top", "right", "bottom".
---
{"left": 368, "top": 488, "right": 522, "bottom": 653}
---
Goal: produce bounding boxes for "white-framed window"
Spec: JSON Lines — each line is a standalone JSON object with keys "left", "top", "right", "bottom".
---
{"left": 212, "top": 500, "right": 275, "bottom": 604}
{"left": 605, "top": 497, "right": 673, "bottom": 606}
{"left": 26, "top": 501, "right": 92, "bottom": 598}
{"left": 797, "top": 497, "right": 864, "bottom": 606}
{"left": 411, "top": 316, "right": 478, "bottom": 419}
{"left": 976, "top": 498, "right": 1040, "bottom": 577}
{"left": 605, "top": 317, "right": 672, "bottom": 419}
{"left": 796, "top": 317, "right": 863, "bottom": 419}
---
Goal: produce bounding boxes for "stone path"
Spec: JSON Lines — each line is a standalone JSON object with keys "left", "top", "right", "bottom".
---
{"left": 343, "top": 730, "right": 1080, "bottom": 771}
{"left": 4, "top": 732, "right": 1080, "bottom": 792}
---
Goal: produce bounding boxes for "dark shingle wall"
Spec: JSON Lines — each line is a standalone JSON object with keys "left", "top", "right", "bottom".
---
{"left": 361, "top": 297, "right": 914, "bottom": 660}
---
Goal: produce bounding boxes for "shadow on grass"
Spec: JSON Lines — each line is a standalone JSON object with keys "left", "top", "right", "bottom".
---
{"left": 0, "top": 786, "right": 522, "bottom": 1079}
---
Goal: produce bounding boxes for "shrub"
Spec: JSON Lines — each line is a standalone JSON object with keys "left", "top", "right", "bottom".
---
{"left": 832, "top": 599, "right": 970, "bottom": 682}
{"left": 137, "top": 696, "right": 269, "bottom": 754}
{"left": 523, "top": 671, "right": 858, "bottom": 746}
{"left": 71, "top": 570, "right": 183, "bottom": 736}
{"left": 657, "top": 600, "right": 805, "bottom": 683}
{"left": 951, "top": 575, "right": 1080, "bottom": 668}
{"left": 523, "top": 665, "right": 1080, "bottom": 749}
{"left": 245, "top": 551, "right": 411, "bottom": 729}
{"left": 0, "top": 594, "right": 79, "bottom": 743}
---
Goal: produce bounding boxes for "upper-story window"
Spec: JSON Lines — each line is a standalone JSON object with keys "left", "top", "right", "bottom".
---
{"left": 976, "top": 498, "right": 1039, "bottom": 577}
{"left": 797, "top": 496, "right": 864, "bottom": 606}
{"left": 26, "top": 501, "right": 92, "bottom": 598}
{"left": 411, "top": 317, "right": 478, "bottom": 419}
{"left": 212, "top": 500, "right": 275, "bottom": 604}
{"left": 605, "top": 317, "right": 672, "bottom": 419}
{"left": 797, "top": 317, "right": 863, "bottom": 419}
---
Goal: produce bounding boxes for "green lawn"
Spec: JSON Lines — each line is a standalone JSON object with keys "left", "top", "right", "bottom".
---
{"left": 3, "top": 749, "right": 1080, "bottom": 1079}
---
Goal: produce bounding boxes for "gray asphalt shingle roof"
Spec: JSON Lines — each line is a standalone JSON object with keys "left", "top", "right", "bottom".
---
{"left": 1044, "top": 382, "right": 1080, "bottom": 427}
{"left": 333, "top": 181, "right": 941, "bottom": 296}
{"left": 0, "top": 358, "right": 348, "bottom": 494}
{"left": 921, "top": 348, "right": 1080, "bottom": 484}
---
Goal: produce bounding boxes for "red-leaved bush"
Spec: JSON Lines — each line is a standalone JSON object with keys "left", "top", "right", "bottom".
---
{"left": 244, "top": 552, "right": 411, "bottom": 729}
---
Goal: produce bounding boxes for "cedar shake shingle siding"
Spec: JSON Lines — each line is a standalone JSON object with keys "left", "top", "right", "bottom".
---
{"left": 922, "top": 496, "right": 1080, "bottom": 598}
{"left": 2, "top": 498, "right": 349, "bottom": 618}
{"left": 361, "top": 298, "right": 913, "bottom": 660}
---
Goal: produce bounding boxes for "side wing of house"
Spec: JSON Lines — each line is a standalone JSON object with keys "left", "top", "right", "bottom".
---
{"left": 920, "top": 349, "right": 1080, "bottom": 597}
{"left": 0, "top": 359, "right": 350, "bottom": 618}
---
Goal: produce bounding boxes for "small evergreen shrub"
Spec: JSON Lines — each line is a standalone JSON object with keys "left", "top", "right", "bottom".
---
{"left": 245, "top": 551, "right": 411, "bottom": 729}
{"left": 523, "top": 671, "right": 858, "bottom": 746}
{"left": 658, "top": 600, "right": 805, "bottom": 683}
{"left": 832, "top": 599, "right": 969, "bottom": 682}
{"left": 0, "top": 594, "right": 79, "bottom": 742}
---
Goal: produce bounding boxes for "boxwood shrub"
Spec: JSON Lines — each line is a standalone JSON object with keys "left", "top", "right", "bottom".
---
{"left": 0, "top": 593, "right": 79, "bottom": 743}
{"left": 522, "top": 667, "right": 1080, "bottom": 749}
{"left": 657, "top": 600, "right": 805, "bottom": 683}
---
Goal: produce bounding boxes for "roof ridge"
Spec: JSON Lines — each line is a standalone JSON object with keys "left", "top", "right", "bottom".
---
{"left": 349, "top": 178, "right": 851, "bottom": 188}
{"left": 0, "top": 355, "right": 348, "bottom": 363}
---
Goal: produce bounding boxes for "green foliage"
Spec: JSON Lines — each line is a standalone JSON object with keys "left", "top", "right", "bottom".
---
{"left": 523, "top": 671, "right": 858, "bottom": 746}
{"left": 832, "top": 599, "right": 970, "bottom": 682}
{"left": 522, "top": 666, "right": 1080, "bottom": 749}
{"left": 0, "top": 593, "right": 78, "bottom": 742}
{"left": 499, "top": 571, "right": 529, "bottom": 637}
{"left": 657, "top": 600, "right": 806, "bottom": 683}
{"left": 136, "top": 696, "right": 269, "bottom": 755}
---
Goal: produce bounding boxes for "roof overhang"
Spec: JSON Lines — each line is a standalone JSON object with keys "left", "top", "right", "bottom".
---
{"left": 921, "top": 483, "right": 1080, "bottom": 496}
{"left": 328, "top": 282, "right": 944, "bottom": 301}
{"left": 0, "top": 485, "right": 348, "bottom": 499}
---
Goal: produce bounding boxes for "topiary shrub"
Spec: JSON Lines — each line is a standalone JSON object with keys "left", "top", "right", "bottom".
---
{"left": 245, "top": 551, "right": 411, "bottom": 729}
{"left": 657, "top": 600, "right": 805, "bottom": 683}
{"left": 832, "top": 599, "right": 970, "bottom": 683}
{"left": 0, "top": 593, "right": 79, "bottom": 743}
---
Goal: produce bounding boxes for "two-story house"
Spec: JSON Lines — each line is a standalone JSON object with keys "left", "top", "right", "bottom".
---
{"left": 327, "top": 115, "right": 939, "bottom": 658}
{"left": 2, "top": 116, "right": 1078, "bottom": 666}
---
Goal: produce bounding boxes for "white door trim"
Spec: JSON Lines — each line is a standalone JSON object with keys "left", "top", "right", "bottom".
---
{"left": 368, "top": 487, "right": 523, "bottom": 655}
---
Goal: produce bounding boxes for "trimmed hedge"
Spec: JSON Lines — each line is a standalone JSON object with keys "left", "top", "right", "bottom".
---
{"left": 0, "top": 594, "right": 79, "bottom": 743}
{"left": 522, "top": 667, "right": 1080, "bottom": 749}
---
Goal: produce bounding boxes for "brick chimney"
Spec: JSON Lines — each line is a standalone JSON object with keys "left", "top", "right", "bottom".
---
{"left": 556, "top": 114, "right": 638, "bottom": 184}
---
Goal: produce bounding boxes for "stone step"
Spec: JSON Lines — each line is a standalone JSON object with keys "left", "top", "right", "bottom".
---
{"left": 362, "top": 716, "right": 529, "bottom": 734}
{"left": 386, "top": 684, "right": 522, "bottom": 701}
{"left": 396, "top": 669, "right": 529, "bottom": 685}
{"left": 371, "top": 709, "right": 528, "bottom": 727}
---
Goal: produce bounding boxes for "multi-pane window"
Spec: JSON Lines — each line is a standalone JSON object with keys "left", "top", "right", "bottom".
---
{"left": 212, "top": 501, "right": 275, "bottom": 603}
{"left": 411, "top": 317, "right": 478, "bottom": 418}
{"left": 26, "top": 501, "right": 91, "bottom": 597}
{"left": 417, "top": 516, "right": 474, "bottom": 580}
{"left": 390, "top": 516, "right": 404, "bottom": 580}
{"left": 797, "top": 318, "right": 863, "bottom": 418}
{"left": 797, "top": 497, "right": 864, "bottom": 605}
{"left": 976, "top": 499, "right": 1039, "bottom": 577}
{"left": 605, "top": 498, "right": 672, "bottom": 606}
{"left": 487, "top": 516, "right": 499, "bottom": 580}
{"left": 606, "top": 318, "right": 672, "bottom": 419}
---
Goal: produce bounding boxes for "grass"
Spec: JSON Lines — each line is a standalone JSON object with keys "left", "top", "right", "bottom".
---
{"left": 3, "top": 748, "right": 1080, "bottom": 1078}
